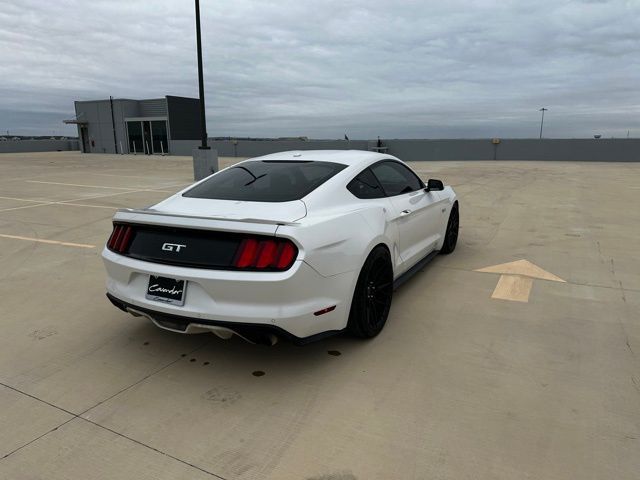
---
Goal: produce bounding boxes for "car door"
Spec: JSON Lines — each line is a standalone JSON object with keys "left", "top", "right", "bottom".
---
{"left": 371, "top": 161, "right": 444, "bottom": 273}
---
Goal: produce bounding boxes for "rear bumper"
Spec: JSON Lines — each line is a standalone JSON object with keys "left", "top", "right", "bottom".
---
{"left": 102, "top": 248, "right": 356, "bottom": 342}
{"left": 106, "top": 293, "right": 340, "bottom": 345}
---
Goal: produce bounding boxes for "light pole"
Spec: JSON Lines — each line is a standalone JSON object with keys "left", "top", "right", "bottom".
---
{"left": 195, "top": 0, "right": 208, "bottom": 150}
{"left": 191, "top": 0, "right": 218, "bottom": 180}
{"left": 539, "top": 107, "right": 548, "bottom": 139}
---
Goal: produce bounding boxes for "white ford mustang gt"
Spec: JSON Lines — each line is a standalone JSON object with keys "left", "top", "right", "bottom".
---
{"left": 103, "top": 150, "right": 458, "bottom": 345}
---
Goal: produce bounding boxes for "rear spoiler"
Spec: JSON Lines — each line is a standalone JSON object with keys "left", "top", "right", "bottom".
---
{"left": 112, "top": 208, "right": 299, "bottom": 236}
{"left": 115, "top": 208, "right": 299, "bottom": 225}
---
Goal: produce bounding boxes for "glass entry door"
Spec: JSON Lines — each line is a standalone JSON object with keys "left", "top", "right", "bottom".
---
{"left": 127, "top": 122, "right": 143, "bottom": 154}
{"left": 151, "top": 120, "right": 168, "bottom": 154}
{"left": 143, "top": 121, "right": 153, "bottom": 154}
{"left": 127, "top": 120, "right": 168, "bottom": 154}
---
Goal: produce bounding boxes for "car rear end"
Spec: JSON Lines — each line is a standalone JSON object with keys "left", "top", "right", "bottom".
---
{"left": 101, "top": 158, "right": 355, "bottom": 344}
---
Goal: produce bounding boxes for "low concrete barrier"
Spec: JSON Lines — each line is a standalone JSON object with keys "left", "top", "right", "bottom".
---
{"left": 172, "top": 139, "right": 370, "bottom": 157}
{"left": 383, "top": 138, "right": 640, "bottom": 162}
{"left": 0, "top": 139, "right": 80, "bottom": 154}
{"left": 199, "top": 138, "right": 640, "bottom": 162}
{"left": 52, "top": 136, "right": 640, "bottom": 162}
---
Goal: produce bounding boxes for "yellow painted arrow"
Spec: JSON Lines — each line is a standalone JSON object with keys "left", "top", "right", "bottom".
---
{"left": 475, "top": 259, "right": 565, "bottom": 302}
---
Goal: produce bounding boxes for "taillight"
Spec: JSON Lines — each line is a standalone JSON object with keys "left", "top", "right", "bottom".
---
{"left": 107, "top": 224, "right": 134, "bottom": 253}
{"left": 233, "top": 238, "right": 298, "bottom": 271}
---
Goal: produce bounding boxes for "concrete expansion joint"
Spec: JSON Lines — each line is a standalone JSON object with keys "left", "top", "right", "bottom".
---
{"left": 0, "top": 341, "right": 227, "bottom": 479}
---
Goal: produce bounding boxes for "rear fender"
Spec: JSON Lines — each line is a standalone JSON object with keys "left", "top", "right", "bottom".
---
{"left": 276, "top": 207, "right": 396, "bottom": 278}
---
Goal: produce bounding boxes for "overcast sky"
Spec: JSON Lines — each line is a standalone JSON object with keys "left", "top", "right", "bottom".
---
{"left": 1, "top": 0, "right": 638, "bottom": 138}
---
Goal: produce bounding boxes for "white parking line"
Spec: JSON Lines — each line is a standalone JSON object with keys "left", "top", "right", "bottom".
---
{"left": 58, "top": 203, "right": 116, "bottom": 209}
{"left": 0, "top": 196, "right": 118, "bottom": 212}
{"left": 0, "top": 195, "right": 48, "bottom": 204}
{"left": 63, "top": 188, "right": 171, "bottom": 202}
{"left": 26, "top": 181, "right": 145, "bottom": 190}
{"left": 0, "top": 202, "right": 118, "bottom": 212}
{"left": 0, "top": 186, "right": 181, "bottom": 213}
{"left": 0, "top": 234, "right": 95, "bottom": 249}
{"left": 25, "top": 180, "right": 184, "bottom": 193}
{"left": 89, "top": 172, "right": 173, "bottom": 180}
{"left": 0, "top": 195, "right": 114, "bottom": 209}
{"left": 0, "top": 203, "right": 53, "bottom": 213}
{"left": 0, "top": 180, "right": 184, "bottom": 213}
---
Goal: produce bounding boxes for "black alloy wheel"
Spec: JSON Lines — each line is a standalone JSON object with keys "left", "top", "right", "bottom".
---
{"left": 347, "top": 246, "right": 393, "bottom": 338}
{"left": 440, "top": 203, "right": 459, "bottom": 254}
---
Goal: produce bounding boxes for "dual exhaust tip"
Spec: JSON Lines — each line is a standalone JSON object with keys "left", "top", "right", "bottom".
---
{"left": 126, "top": 307, "right": 278, "bottom": 346}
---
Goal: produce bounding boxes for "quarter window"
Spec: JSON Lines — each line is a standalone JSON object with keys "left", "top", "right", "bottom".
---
{"left": 347, "top": 168, "right": 385, "bottom": 199}
{"left": 371, "top": 161, "right": 423, "bottom": 196}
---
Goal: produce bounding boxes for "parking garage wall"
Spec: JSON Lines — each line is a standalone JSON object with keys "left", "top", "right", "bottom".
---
{"left": 0, "top": 139, "right": 80, "bottom": 153}
{"left": 169, "top": 139, "right": 370, "bottom": 157}
{"left": 383, "top": 138, "right": 640, "bottom": 162}
{"left": 193, "top": 138, "right": 640, "bottom": 162}
{"left": 23, "top": 136, "right": 637, "bottom": 162}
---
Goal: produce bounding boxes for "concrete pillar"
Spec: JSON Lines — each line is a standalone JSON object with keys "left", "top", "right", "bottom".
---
{"left": 192, "top": 148, "right": 219, "bottom": 181}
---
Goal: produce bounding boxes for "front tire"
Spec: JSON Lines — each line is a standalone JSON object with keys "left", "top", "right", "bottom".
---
{"left": 440, "top": 202, "right": 459, "bottom": 254}
{"left": 347, "top": 246, "right": 393, "bottom": 338}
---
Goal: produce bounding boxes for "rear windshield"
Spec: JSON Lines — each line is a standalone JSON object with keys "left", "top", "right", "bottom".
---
{"left": 183, "top": 160, "right": 347, "bottom": 202}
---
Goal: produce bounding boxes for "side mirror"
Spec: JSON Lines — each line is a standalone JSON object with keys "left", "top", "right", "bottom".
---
{"left": 425, "top": 179, "right": 444, "bottom": 192}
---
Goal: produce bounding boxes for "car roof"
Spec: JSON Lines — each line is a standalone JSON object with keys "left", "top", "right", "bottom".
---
{"left": 247, "top": 150, "right": 398, "bottom": 167}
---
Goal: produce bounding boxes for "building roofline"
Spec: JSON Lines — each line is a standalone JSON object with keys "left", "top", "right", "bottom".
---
{"left": 164, "top": 95, "right": 199, "bottom": 101}
{"left": 74, "top": 95, "right": 198, "bottom": 104}
{"left": 74, "top": 97, "right": 164, "bottom": 104}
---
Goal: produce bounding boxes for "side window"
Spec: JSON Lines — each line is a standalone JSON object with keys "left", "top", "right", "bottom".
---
{"left": 347, "top": 168, "right": 386, "bottom": 199}
{"left": 371, "top": 161, "right": 423, "bottom": 196}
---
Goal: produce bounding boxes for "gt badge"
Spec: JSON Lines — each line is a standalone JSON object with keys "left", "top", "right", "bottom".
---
{"left": 162, "top": 243, "right": 186, "bottom": 252}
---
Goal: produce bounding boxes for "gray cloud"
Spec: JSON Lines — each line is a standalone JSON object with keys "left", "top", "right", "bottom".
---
{"left": 0, "top": 0, "right": 638, "bottom": 138}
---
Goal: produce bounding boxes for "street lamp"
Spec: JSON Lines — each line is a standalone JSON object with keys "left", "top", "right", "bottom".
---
{"left": 539, "top": 107, "right": 548, "bottom": 139}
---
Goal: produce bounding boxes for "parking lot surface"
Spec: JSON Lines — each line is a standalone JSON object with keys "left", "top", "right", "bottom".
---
{"left": 0, "top": 151, "right": 638, "bottom": 479}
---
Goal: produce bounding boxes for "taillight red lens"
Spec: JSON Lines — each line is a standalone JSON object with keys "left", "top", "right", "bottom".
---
{"left": 275, "top": 242, "right": 296, "bottom": 269}
{"left": 107, "top": 225, "right": 121, "bottom": 250}
{"left": 233, "top": 237, "right": 297, "bottom": 270}
{"left": 256, "top": 240, "right": 278, "bottom": 268}
{"left": 107, "top": 224, "right": 134, "bottom": 253}
{"left": 235, "top": 238, "right": 259, "bottom": 267}
{"left": 117, "top": 226, "right": 133, "bottom": 252}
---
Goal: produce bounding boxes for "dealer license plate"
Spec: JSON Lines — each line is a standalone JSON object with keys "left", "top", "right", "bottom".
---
{"left": 146, "top": 275, "right": 186, "bottom": 306}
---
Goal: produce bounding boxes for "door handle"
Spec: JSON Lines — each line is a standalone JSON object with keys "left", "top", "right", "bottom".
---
{"left": 400, "top": 209, "right": 412, "bottom": 216}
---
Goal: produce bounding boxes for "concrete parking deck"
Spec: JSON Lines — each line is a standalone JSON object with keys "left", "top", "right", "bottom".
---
{"left": 0, "top": 151, "right": 638, "bottom": 479}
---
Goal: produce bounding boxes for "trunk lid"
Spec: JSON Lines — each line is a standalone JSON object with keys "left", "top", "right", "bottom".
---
{"left": 151, "top": 196, "right": 307, "bottom": 224}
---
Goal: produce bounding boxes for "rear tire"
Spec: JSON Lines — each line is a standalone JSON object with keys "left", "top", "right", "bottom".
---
{"left": 440, "top": 202, "right": 459, "bottom": 254}
{"left": 347, "top": 246, "right": 393, "bottom": 338}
